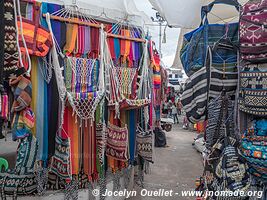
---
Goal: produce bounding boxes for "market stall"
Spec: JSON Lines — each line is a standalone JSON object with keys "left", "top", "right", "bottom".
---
{"left": 179, "top": 0, "right": 267, "bottom": 199}
{"left": 0, "top": 0, "right": 167, "bottom": 198}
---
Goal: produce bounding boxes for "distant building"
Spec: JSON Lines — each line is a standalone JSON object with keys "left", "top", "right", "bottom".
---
{"left": 166, "top": 68, "right": 183, "bottom": 91}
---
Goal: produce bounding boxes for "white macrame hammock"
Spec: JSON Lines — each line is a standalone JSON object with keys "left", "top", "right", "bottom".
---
{"left": 66, "top": 25, "right": 106, "bottom": 124}
{"left": 103, "top": 35, "right": 151, "bottom": 119}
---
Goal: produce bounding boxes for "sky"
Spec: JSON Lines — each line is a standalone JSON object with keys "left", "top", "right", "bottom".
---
{"left": 134, "top": 0, "right": 181, "bottom": 67}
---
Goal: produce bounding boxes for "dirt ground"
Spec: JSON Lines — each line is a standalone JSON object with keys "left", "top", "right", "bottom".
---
{"left": 131, "top": 121, "right": 203, "bottom": 200}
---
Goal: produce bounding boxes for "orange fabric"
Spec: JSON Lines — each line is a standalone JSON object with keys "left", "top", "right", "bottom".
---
{"left": 124, "top": 30, "right": 131, "bottom": 63}
{"left": 83, "top": 121, "right": 90, "bottom": 177}
{"left": 64, "top": 23, "right": 78, "bottom": 56}
{"left": 17, "top": 19, "right": 52, "bottom": 57}
{"left": 68, "top": 107, "right": 79, "bottom": 175}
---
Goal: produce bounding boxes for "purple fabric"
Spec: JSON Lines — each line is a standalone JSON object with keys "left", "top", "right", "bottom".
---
{"left": 84, "top": 26, "right": 91, "bottom": 55}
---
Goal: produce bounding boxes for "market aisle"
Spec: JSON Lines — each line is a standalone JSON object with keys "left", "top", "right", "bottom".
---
{"left": 132, "top": 122, "right": 203, "bottom": 200}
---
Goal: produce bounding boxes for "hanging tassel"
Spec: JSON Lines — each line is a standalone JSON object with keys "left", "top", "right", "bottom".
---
{"left": 98, "top": 175, "right": 107, "bottom": 200}
{"left": 36, "top": 164, "right": 48, "bottom": 196}
{"left": 135, "top": 165, "right": 144, "bottom": 188}
{"left": 112, "top": 171, "right": 121, "bottom": 192}
{"left": 144, "top": 160, "right": 151, "bottom": 175}
{"left": 115, "top": 102, "right": 120, "bottom": 119}
{"left": 64, "top": 178, "right": 79, "bottom": 200}
{"left": 123, "top": 166, "right": 132, "bottom": 189}
{"left": 88, "top": 181, "right": 96, "bottom": 200}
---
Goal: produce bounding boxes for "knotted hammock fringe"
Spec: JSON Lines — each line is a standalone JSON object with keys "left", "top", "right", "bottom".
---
{"left": 67, "top": 91, "right": 104, "bottom": 124}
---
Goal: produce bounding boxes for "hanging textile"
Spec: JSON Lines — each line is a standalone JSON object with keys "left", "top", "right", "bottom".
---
{"left": 90, "top": 27, "right": 99, "bottom": 58}
{"left": 41, "top": 3, "right": 64, "bottom": 158}
{"left": 83, "top": 120, "right": 97, "bottom": 180}
{"left": 0, "top": 135, "right": 38, "bottom": 197}
{"left": 128, "top": 110, "right": 136, "bottom": 162}
{"left": 205, "top": 95, "right": 236, "bottom": 149}
{"left": 66, "top": 106, "right": 80, "bottom": 175}
{"left": 0, "top": 0, "right": 4, "bottom": 83}
{"left": 49, "top": 132, "right": 72, "bottom": 182}
{"left": 106, "top": 123, "right": 129, "bottom": 161}
{"left": 30, "top": 57, "right": 48, "bottom": 162}
{"left": 136, "top": 127, "right": 153, "bottom": 163}
{"left": 64, "top": 23, "right": 78, "bottom": 56}
{"left": 65, "top": 56, "right": 103, "bottom": 122}
{"left": 3, "top": 0, "right": 19, "bottom": 79}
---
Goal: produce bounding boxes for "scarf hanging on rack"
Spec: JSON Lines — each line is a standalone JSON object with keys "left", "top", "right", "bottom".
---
{"left": 128, "top": 110, "right": 136, "bottom": 163}
{"left": 77, "top": 26, "right": 85, "bottom": 56}
{"left": 107, "top": 25, "right": 115, "bottom": 60}
{"left": 64, "top": 23, "right": 78, "bottom": 56}
{"left": 135, "top": 39, "right": 142, "bottom": 66}
{"left": 41, "top": 4, "right": 64, "bottom": 158}
{"left": 67, "top": 106, "right": 80, "bottom": 175}
{"left": 121, "top": 30, "right": 131, "bottom": 64}
{"left": 129, "top": 42, "right": 134, "bottom": 67}
{"left": 84, "top": 26, "right": 91, "bottom": 56}
{"left": 30, "top": 57, "right": 48, "bottom": 162}
{"left": 90, "top": 27, "right": 99, "bottom": 58}
{"left": 151, "top": 45, "right": 161, "bottom": 90}
{"left": 3, "top": 0, "right": 19, "bottom": 79}
{"left": 112, "top": 24, "right": 121, "bottom": 61}
{"left": 83, "top": 119, "right": 97, "bottom": 180}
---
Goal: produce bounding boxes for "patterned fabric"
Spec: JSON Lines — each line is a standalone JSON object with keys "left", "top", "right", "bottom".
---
{"left": 136, "top": 128, "right": 153, "bottom": 162}
{"left": 148, "top": 41, "right": 161, "bottom": 89}
{"left": 241, "top": 124, "right": 267, "bottom": 181}
{"left": 3, "top": 0, "right": 19, "bottom": 79}
{"left": 239, "top": 65, "right": 267, "bottom": 116}
{"left": 205, "top": 137, "right": 250, "bottom": 199}
{"left": 17, "top": 18, "right": 52, "bottom": 57}
{"left": 204, "top": 96, "right": 250, "bottom": 199}
{"left": 64, "top": 179, "right": 78, "bottom": 200}
{"left": 12, "top": 108, "right": 35, "bottom": 141}
{"left": 205, "top": 96, "right": 236, "bottom": 149}
{"left": 240, "top": 0, "right": 267, "bottom": 62}
{"left": 66, "top": 56, "right": 100, "bottom": 93}
{"left": 96, "top": 123, "right": 107, "bottom": 165}
{"left": 180, "top": 1, "right": 238, "bottom": 76}
{"left": 181, "top": 67, "right": 208, "bottom": 123}
{"left": 50, "top": 134, "right": 72, "bottom": 181}
{"left": 106, "top": 124, "right": 129, "bottom": 161}
{"left": 10, "top": 76, "right": 32, "bottom": 112}
{"left": 15, "top": 135, "right": 38, "bottom": 174}
{"left": 36, "top": 165, "right": 48, "bottom": 196}
{"left": 65, "top": 56, "right": 103, "bottom": 121}
{"left": 0, "top": 172, "right": 37, "bottom": 197}
{"left": 182, "top": 47, "right": 237, "bottom": 123}
{"left": 0, "top": 135, "right": 38, "bottom": 197}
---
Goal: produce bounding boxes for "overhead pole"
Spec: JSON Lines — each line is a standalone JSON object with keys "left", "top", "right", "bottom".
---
{"left": 151, "top": 11, "right": 166, "bottom": 58}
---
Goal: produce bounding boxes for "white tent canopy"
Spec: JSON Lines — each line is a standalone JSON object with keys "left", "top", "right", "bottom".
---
{"left": 40, "top": 0, "right": 151, "bottom": 27}
{"left": 148, "top": 0, "right": 249, "bottom": 29}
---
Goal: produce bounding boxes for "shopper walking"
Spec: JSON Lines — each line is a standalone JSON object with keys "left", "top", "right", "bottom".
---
{"left": 171, "top": 104, "right": 179, "bottom": 124}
